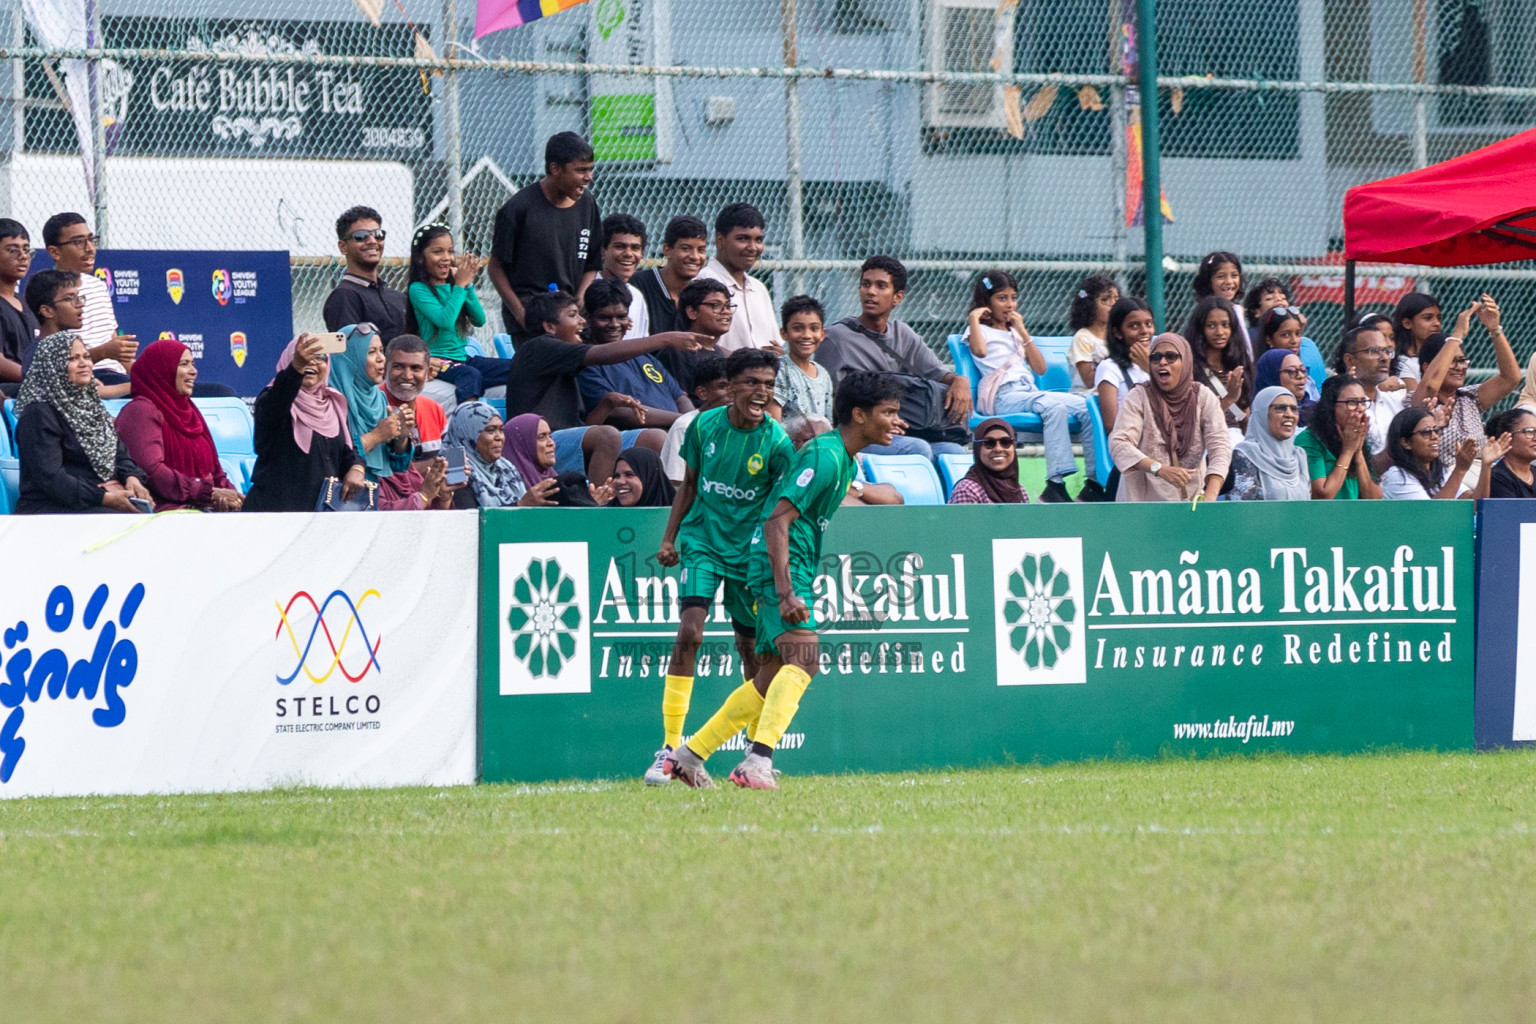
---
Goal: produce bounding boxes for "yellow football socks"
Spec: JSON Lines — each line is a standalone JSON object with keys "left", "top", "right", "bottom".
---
{"left": 684, "top": 682, "right": 765, "bottom": 760}
{"left": 752, "top": 665, "right": 812, "bottom": 751}
{"left": 743, "top": 672, "right": 762, "bottom": 742}
{"left": 662, "top": 674, "right": 693, "bottom": 751}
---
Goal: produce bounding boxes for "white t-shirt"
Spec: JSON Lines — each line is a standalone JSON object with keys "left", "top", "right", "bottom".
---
{"left": 1093, "top": 358, "right": 1149, "bottom": 404}
{"left": 660, "top": 408, "right": 698, "bottom": 483}
{"left": 595, "top": 271, "right": 649, "bottom": 340}
{"left": 1067, "top": 328, "right": 1107, "bottom": 392}
{"left": 970, "top": 323, "right": 1034, "bottom": 391}
{"left": 76, "top": 272, "right": 126, "bottom": 374}
{"left": 1381, "top": 463, "right": 1469, "bottom": 500}
{"left": 696, "top": 259, "right": 778, "bottom": 354}
{"left": 1365, "top": 388, "right": 1407, "bottom": 456}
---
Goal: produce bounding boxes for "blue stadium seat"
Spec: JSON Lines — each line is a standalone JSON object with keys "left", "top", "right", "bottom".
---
{"left": 2, "top": 398, "right": 14, "bottom": 437}
{"left": 947, "top": 335, "right": 1103, "bottom": 478}
{"left": 861, "top": 454, "right": 945, "bottom": 506}
{"left": 195, "top": 397, "right": 256, "bottom": 457}
{"left": 491, "top": 333, "right": 515, "bottom": 359}
{"left": 101, "top": 398, "right": 129, "bottom": 418}
{"left": 1083, "top": 393, "right": 1113, "bottom": 486}
{"left": 0, "top": 456, "right": 15, "bottom": 514}
{"left": 937, "top": 452, "right": 971, "bottom": 498}
{"left": 485, "top": 397, "right": 506, "bottom": 419}
{"left": 464, "top": 337, "right": 487, "bottom": 359}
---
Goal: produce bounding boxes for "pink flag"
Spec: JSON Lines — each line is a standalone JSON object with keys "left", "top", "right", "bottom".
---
{"left": 476, "top": 0, "right": 596, "bottom": 37}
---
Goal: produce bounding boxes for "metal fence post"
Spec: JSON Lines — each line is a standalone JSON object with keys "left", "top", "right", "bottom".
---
{"left": 782, "top": 0, "right": 805, "bottom": 297}
{"left": 86, "top": 0, "right": 106, "bottom": 242}
{"left": 443, "top": 0, "right": 465, "bottom": 240}
{"left": 1136, "top": 0, "right": 1164, "bottom": 328}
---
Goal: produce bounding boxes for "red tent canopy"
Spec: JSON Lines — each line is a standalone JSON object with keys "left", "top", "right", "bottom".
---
{"left": 1343, "top": 127, "right": 1536, "bottom": 267}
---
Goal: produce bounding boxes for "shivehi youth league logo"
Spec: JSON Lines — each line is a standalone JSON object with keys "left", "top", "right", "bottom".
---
{"left": 157, "top": 331, "right": 177, "bottom": 342}
{"left": 212, "top": 269, "right": 232, "bottom": 306}
{"left": 499, "top": 542, "right": 591, "bottom": 695}
{"left": 273, "top": 589, "right": 383, "bottom": 685}
{"left": 991, "top": 537, "right": 1086, "bottom": 685}
{"left": 747, "top": 453, "right": 764, "bottom": 475}
{"left": 94, "top": 267, "right": 113, "bottom": 298}
{"left": 230, "top": 331, "right": 248, "bottom": 368}
{"left": 166, "top": 268, "right": 184, "bottom": 304}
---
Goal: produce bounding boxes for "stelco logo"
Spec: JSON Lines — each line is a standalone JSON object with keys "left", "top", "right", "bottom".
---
{"left": 0, "top": 583, "right": 145, "bottom": 784}
{"left": 273, "top": 589, "right": 383, "bottom": 724}
{"left": 699, "top": 476, "right": 759, "bottom": 501}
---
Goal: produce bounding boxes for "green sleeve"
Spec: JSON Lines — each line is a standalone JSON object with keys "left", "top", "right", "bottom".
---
{"left": 407, "top": 282, "right": 468, "bottom": 349}
{"left": 1295, "top": 430, "right": 1329, "bottom": 481}
{"left": 780, "top": 447, "right": 840, "bottom": 517}
{"left": 462, "top": 285, "right": 486, "bottom": 329}
{"left": 768, "top": 433, "right": 795, "bottom": 486}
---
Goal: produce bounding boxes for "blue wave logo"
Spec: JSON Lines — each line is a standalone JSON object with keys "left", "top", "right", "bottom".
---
{"left": 274, "top": 589, "right": 383, "bottom": 686}
{"left": 0, "top": 583, "right": 145, "bottom": 783}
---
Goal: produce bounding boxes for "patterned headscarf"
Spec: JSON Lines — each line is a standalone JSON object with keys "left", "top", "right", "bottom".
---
{"left": 18, "top": 331, "right": 118, "bottom": 479}
{"left": 445, "top": 401, "right": 527, "bottom": 508}
{"left": 272, "top": 336, "right": 351, "bottom": 455}
{"left": 327, "top": 324, "right": 394, "bottom": 478}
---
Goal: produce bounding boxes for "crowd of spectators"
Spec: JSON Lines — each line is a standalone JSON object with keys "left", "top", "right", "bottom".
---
{"left": 4, "top": 130, "right": 1535, "bottom": 514}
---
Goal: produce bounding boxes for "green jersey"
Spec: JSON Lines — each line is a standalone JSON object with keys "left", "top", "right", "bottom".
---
{"left": 677, "top": 406, "right": 794, "bottom": 572}
{"left": 747, "top": 429, "right": 858, "bottom": 588}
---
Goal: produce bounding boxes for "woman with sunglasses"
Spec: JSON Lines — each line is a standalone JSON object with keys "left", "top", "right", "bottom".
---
{"left": 948, "top": 419, "right": 1028, "bottom": 504}
{"left": 1226, "top": 387, "right": 1310, "bottom": 501}
{"left": 1294, "top": 375, "right": 1381, "bottom": 500}
{"left": 1380, "top": 406, "right": 1506, "bottom": 500}
{"left": 1411, "top": 295, "right": 1522, "bottom": 489}
{"left": 1109, "top": 333, "right": 1230, "bottom": 503}
{"left": 1485, "top": 409, "right": 1536, "bottom": 499}
{"left": 1254, "top": 349, "right": 1313, "bottom": 426}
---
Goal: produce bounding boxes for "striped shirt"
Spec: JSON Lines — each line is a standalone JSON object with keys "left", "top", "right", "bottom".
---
{"left": 76, "top": 272, "right": 125, "bottom": 374}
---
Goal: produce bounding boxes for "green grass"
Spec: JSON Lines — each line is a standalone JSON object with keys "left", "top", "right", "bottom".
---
{"left": 3, "top": 750, "right": 1535, "bottom": 1022}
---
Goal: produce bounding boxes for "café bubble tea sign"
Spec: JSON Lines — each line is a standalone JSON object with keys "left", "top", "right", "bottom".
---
{"left": 478, "top": 502, "right": 1474, "bottom": 783}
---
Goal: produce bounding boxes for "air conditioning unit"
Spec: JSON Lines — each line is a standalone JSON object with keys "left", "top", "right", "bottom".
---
{"left": 925, "top": 0, "right": 1015, "bottom": 129}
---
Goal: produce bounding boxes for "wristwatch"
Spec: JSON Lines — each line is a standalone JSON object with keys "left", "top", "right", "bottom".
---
{"left": 1149, "top": 461, "right": 1162, "bottom": 477}
{"left": 849, "top": 479, "right": 865, "bottom": 498}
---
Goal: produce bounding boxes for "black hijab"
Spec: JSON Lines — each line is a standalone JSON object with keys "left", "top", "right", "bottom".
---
{"left": 607, "top": 446, "right": 676, "bottom": 508}
{"left": 961, "top": 419, "right": 1026, "bottom": 504}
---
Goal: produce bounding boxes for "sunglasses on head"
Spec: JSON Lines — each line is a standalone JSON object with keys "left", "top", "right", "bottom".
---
{"left": 348, "top": 229, "right": 387, "bottom": 242}
{"left": 980, "top": 436, "right": 1015, "bottom": 450}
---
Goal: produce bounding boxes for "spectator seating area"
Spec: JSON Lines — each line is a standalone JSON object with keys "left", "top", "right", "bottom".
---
{"left": 946, "top": 334, "right": 1111, "bottom": 487}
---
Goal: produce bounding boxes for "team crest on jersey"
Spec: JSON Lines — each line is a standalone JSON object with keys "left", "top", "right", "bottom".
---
{"left": 706, "top": 442, "right": 716, "bottom": 457}
{"left": 747, "top": 453, "right": 764, "bottom": 475}
{"left": 796, "top": 468, "right": 814, "bottom": 487}
{"left": 644, "top": 363, "right": 664, "bottom": 384}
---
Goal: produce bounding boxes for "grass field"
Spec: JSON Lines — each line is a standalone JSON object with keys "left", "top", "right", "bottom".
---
{"left": 3, "top": 750, "right": 1534, "bottom": 1022}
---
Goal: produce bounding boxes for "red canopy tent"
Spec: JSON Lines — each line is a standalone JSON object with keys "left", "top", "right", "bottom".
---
{"left": 1341, "top": 127, "right": 1536, "bottom": 320}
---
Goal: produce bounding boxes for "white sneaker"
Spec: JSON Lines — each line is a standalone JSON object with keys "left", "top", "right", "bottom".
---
{"left": 644, "top": 747, "right": 673, "bottom": 786}
{"left": 663, "top": 745, "right": 715, "bottom": 789}
{"left": 729, "top": 752, "right": 779, "bottom": 790}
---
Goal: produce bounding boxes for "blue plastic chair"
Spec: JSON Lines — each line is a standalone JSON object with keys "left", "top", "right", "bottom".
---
{"left": 861, "top": 454, "right": 945, "bottom": 506}
{"left": 947, "top": 335, "right": 1102, "bottom": 474}
{"left": 0, "top": 456, "right": 16, "bottom": 514}
{"left": 937, "top": 452, "right": 971, "bottom": 498}
{"left": 101, "top": 398, "right": 129, "bottom": 418}
{"left": 464, "top": 337, "right": 487, "bottom": 359}
{"left": 1083, "top": 393, "right": 1112, "bottom": 486}
{"left": 491, "top": 333, "right": 515, "bottom": 359}
{"left": 195, "top": 398, "right": 256, "bottom": 455}
{"left": 485, "top": 397, "right": 507, "bottom": 419}
{"left": 2, "top": 398, "right": 14, "bottom": 437}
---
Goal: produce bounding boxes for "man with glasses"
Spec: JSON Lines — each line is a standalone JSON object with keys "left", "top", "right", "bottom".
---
{"left": 695, "top": 203, "right": 783, "bottom": 355}
{"left": 1336, "top": 323, "right": 1405, "bottom": 457}
{"left": 323, "top": 206, "right": 408, "bottom": 343}
{"left": 0, "top": 219, "right": 35, "bottom": 392}
{"left": 42, "top": 212, "right": 135, "bottom": 396}
{"left": 657, "top": 278, "right": 734, "bottom": 396}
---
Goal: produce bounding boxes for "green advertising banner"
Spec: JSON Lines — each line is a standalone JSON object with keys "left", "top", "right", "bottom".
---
{"left": 479, "top": 502, "right": 1475, "bottom": 783}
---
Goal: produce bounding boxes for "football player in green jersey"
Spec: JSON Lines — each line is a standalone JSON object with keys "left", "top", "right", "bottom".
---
{"left": 666, "top": 370, "right": 906, "bottom": 789}
{"left": 649, "top": 348, "right": 795, "bottom": 784}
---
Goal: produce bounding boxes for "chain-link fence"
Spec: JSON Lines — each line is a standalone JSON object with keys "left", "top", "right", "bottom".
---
{"left": 2, "top": 0, "right": 1535, "bottom": 380}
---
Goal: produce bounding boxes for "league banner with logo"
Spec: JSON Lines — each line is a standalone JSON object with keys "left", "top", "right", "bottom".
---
{"left": 32, "top": 248, "right": 293, "bottom": 396}
{"left": 479, "top": 503, "right": 1475, "bottom": 783}
{"left": 0, "top": 512, "right": 477, "bottom": 798}
{"left": 1473, "top": 499, "right": 1536, "bottom": 748}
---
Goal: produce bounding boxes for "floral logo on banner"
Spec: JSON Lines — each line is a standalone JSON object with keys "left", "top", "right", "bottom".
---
{"left": 1003, "top": 553, "right": 1076, "bottom": 670}
{"left": 506, "top": 558, "right": 582, "bottom": 679}
{"left": 210, "top": 115, "right": 303, "bottom": 149}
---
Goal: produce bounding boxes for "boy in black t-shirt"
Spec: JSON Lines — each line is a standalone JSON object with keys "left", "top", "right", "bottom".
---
{"left": 656, "top": 278, "right": 733, "bottom": 396}
{"left": 631, "top": 216, "right": 709, "bottom": 337}
{"left": 489, "top": 132, "right": 602, "bottom": 342}
{"left": 507, "top": 290, "right": 706, "bottom": 484}
{"left": 0, "top": 219, "right": 36, "bottom": 391}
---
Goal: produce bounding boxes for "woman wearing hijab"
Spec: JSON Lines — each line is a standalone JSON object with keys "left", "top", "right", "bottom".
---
{"left": 1109, "top": 333, "right": 1232, "bottom": 503}
{"left": 328, "top": 323, "right": 411, "bottom": 484}
{"left": 16, "top": 333, "right": 151, "bottom": 514}
{"left": 1226, "top": 387, "right": 1311, "bottom": 501}
{"left": 444, "top": 401, "right": 558, "bottom": 509}
{"left": 608, "top": 447, "right": 676, "bottom": 507}
{"left": 948, "top": 419, "right": 1027, "bottom": 504}
{"left": 504, "top": 413, "right": 611, "bottom": 506}
{"left": 243, "top": 333, "right": 366, "bottom": 512}
{"left": 116, "top": 339, "right": 243, "bottom": 511}
{"left": 1254, "top": 348, "right": 1313, "bottom": 426}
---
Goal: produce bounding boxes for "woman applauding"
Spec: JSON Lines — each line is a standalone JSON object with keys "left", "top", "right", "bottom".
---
{"left": 1227, "top": 387, "right": 1310, "bottom": 501}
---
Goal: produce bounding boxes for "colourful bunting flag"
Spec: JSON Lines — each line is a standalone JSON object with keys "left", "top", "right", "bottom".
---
{"left": 476, "top": 0, "right": 597, "bottom": 37}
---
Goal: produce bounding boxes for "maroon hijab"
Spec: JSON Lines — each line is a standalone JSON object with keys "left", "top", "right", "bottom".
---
{"left": 127, "top": 339, "right": 220, "bottom": 478}
{"left": 961, "top": 419, "right": 1026, "bottom": 504}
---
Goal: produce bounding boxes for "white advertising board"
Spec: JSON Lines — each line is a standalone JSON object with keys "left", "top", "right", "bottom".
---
{"left": 0, "top": 511, "right": 477, "bottom": 797}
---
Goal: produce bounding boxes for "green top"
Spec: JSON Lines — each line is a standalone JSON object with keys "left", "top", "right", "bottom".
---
{"left": 407, "top": 281, "right": 487, "bottom": 361}
{"left": 1294, "top": 427, "right": 1359, "bottom": 500}
{"left": 677, "top": 406, "right": 794, "bottom": 573}
{"left": 747, "top": 428, "right": 857, "bottom": 588}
